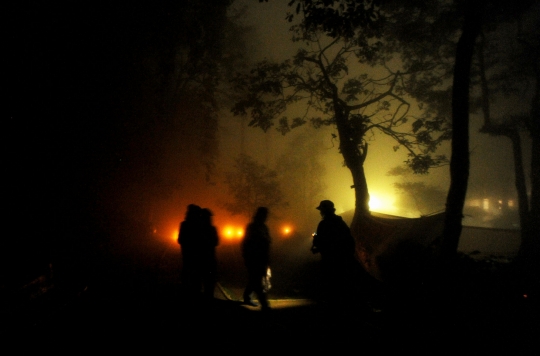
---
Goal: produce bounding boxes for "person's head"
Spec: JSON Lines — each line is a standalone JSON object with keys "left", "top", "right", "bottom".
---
{"left": 185, "top": 204, "right": 201, "bottom": 220}
{"left": 316, "top": 200, "right": 335, "bottom": 216}
{"left": 253, "top": 207, "right": 269, "bottom": 223}
{"left": 200, "top": 208, "right": 213, "bottom": 223}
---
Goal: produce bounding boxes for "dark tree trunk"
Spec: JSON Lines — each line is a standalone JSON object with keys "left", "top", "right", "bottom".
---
{"left": 478, "top": 33, "right": 532, "bottom": 262}
{"left": 528, "top": 64, "right": 540, "bottom": 239}
{"left": 516, "top": 62, "right": 540, "bottom": 277}
{"left": 440, "top": 3, "right": 482, "bottom": 261}
{"left": 335, "top": 108, "right": 370, "bottom": 238}
{"left": 350, "top": 163, "right": 370, "bottom": 231}
{"left": 519, "top": 132, "right": 540, "bottom": 282}
{"left": 508, "top": 131, "right": 530, "bottom": 240}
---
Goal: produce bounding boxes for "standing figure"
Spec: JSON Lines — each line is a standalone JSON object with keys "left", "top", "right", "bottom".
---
{"left": 178, "top": 204, "right": 203, "bottom": 300}
{"left": 311, "top": 200, "right": 356, "bottom": 303}
{"left": 200, "top": 208, "right": 219, "bottom": 301}
{"left": 241, "top": 207, "right": 272, "bottom": 311}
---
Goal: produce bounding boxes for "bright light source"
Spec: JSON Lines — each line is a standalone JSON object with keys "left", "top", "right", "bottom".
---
{"left": 368, "top": 193, "right": 396, "bottom": 214}
{"left": 172, "top": 230, "right": 178, "bottom": 243}
{"left": 222, "top": 225, "right": 244, "bottom": 241}
{"left": 282, "top": 225, "right": 293, "bottom": 236}
{"left": 223, "top": 226, "right": 234, "bottom": 238}
{"left": 368, "top": 195, "right": 383, "bottom": 210}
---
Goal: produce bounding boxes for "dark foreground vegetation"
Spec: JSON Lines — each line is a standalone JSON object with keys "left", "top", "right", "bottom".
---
{"left": 1, "top": 226, "right": 538, "bottom": 353}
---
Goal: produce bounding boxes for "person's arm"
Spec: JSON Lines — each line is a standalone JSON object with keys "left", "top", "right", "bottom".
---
{"left": 311, "top": 222, "right": 324, "bottom": 253}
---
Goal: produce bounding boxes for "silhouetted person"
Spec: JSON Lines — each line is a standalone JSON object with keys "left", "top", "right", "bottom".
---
{"left": 178, "top": 204, "right": 203, "bottom": 300}
{"left": 241, "top": 207, "right": 271, "bottom": 311}
{"left": 200, "top": 208, "right": 219, "bottom": 302}
{"left": 311, "top": 200, "right": 356, "bottom": 304}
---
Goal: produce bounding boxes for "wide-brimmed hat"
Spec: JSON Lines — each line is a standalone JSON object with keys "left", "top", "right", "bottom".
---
{"left": 316, "top": 200, "right": 335, "bottom": 211}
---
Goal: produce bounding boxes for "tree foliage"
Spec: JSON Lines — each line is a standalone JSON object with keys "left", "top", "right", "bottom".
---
{"left": 471, "top": 2, "right": 540, "bottom": 267}
{"left": 285, "top": 0, "right": 382, "bottom": 38}
{"left": 250, "top": 1, "right": 538, "bottom": 267}
{"left": 6, "top": 0, "right": 249, "bottom": 282}
{"left": 7, "top": 0, "right": 250, "bottom": 257}
{"left": 372, "top": 0, "right": 538, "bottom": 262}
{"left": 246, "top": 1, "right": 470, "bottom": 266}
{"left": 233, "top": 1, "right": 450, "bottom": 223}
{"left": 222, "top": 154, "right": 286, "bottom": 218}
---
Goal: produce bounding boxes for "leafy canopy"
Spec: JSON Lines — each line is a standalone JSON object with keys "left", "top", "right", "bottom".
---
{"left": 231, "top": 19, "right": 450, "bottom": 173}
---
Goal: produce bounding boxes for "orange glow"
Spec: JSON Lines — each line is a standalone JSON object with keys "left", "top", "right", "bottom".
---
{"left": 281, "top": 225, "right": 293, "bottom": 237}
{"left": 222, "top": 225, "right": 244, "bottom": 241}
{"left": 172, "top": 230, "right": 178, "bottom": 243}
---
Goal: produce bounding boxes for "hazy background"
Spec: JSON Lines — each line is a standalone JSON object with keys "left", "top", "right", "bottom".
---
{"left": 212, "top": 0, "right": 525, "bottom": 233}
{"left": 5, "top": 0, "right": 531, "bottom": 283}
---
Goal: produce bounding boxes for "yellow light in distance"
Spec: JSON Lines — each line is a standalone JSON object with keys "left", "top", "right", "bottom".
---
{"left": 368, "top": 193, "right": 396, "bottom": 214}
{"left": 368, "top": 195, "right": 383, "bottom": 210}
{"left": 222, "top": 226, "right": 244, "bottom": 241}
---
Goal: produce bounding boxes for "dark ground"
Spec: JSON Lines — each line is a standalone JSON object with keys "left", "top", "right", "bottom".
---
{"left": 2, "top": 232, "right": 538, "bottom": 353}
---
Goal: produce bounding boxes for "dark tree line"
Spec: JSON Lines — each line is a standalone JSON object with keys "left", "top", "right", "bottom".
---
{"left": 6, "top": 0, "right": 246, "bottom": 282}
{"left": 473, "top": 2, "right": 540, "bottom": 273}
{"left": 254, "top": 0, "right": 539, "bottom": 279}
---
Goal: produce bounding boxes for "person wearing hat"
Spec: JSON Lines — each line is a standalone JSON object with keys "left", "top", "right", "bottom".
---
{"left": 311, "top": 200, "right": 356, "bottom": 303}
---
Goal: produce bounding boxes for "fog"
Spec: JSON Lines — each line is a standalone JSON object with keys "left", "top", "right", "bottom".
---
{"left": 6, "top": 4, "right": 539, "bottom": 349}
{"left": 214, "top": 0, "right": 528, "bottom": 231}
{"left": 6, "top": 0, "right": 536, "bottom": 283}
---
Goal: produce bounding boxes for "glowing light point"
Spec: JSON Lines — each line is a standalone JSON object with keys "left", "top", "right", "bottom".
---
{"left": 222, "top": 225, "right": 244, "bottom": 241}
{"left": 281, "top": 225, "right": 292, "bottom": 236}
{"left": 368, "top": 196, "right": 382, "bottom": 210}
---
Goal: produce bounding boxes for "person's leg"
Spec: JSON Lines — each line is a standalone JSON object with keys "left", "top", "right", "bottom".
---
{"left": 243, "top": 269, "right": 258, "bottom": 305}
{"left": 252, "top": 268, "right": 270, "bottom": 310}
{"left": 254, "top": 284, "right": 269, "bottom": 310}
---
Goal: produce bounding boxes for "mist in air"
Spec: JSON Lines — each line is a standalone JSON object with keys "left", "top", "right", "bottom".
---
{"left": 6, "top": 0, "right": 533, "bottom": 279}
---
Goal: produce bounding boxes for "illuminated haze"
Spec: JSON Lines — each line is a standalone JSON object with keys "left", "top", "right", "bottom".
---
{"left": 220, "top": 0, "right": 528, "bottom": 232}
{"left": 67, "top": 1, "right": 527, "bottom": 244}
{"left": 224, "top": 1, "right": 449, "bottom": 219}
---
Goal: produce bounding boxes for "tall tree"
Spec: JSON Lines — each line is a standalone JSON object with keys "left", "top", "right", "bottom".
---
{"left": 232, "top": 6, "right": 450, "bottom": 237}
{"left": 5, "top": 0, "right": 246, "bottom": 281}
{"left": 438, "top": 0, "right": 482, "bottom": 261}
{"left": 282, "top": 0, "right": 538, "bottom": 265}
{"left": 473, "top": 3, "right": 540, "bottom": 274}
